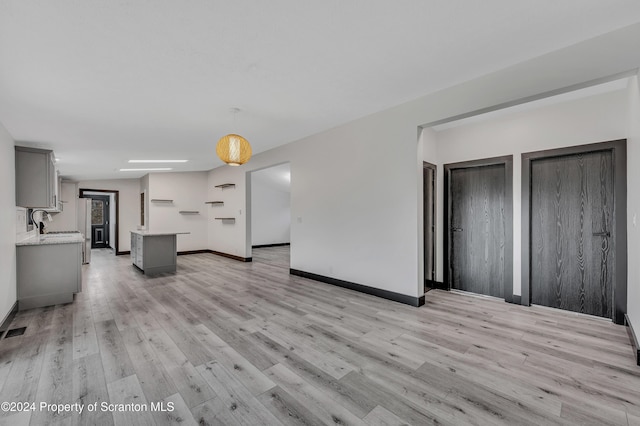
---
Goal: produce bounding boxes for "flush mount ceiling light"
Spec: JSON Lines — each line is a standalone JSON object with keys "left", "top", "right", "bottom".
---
{"left": 216, "top": 108, "right": 252, "bottom": 166}
{"left": 128, "top": 160, "right": 188, "bottom": 163}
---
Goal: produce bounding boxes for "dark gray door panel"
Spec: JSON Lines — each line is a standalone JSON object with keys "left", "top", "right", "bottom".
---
{"left": 531, "top": 151, "right": 614, "bottom": 318}
{"left": 450, "top": 163, "right": 506, "bottom": 298}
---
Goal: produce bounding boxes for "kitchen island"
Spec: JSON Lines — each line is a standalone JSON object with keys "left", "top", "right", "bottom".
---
{"left": 130, "top": 230, "right": 189, "bottom": 274}
{"left": 16, "top": 232, "right": 83, "bottom": 310}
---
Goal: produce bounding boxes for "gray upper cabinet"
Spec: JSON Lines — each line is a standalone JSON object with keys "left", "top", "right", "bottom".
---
{"left": 45, "top": 170, "right": 63, "bottom": 212}
{"left": 15, "top": 146, "right": 60, "bottom": 209}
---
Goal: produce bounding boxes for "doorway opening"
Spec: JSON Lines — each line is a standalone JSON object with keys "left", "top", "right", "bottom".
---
{"left": 444, "top": 156, "right": 514, "bottom": 301}
{"left": 247, "top": 163, "right": 291, "bottom": 269}
{"left": 419, "top": 76, "right": 629, "bottom": 323}
{"left": 423, "top": 162, "right": 437, "bottom": 293}
{"left": 521, "top": 140, "right": 627, "bottom": 324}
{"left": 79, "top": 188, "right": 120, "bottom": 255}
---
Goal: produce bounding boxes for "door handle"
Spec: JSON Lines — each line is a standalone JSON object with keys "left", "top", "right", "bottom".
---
{"left": 452, "top": 227, "right": 463, "bottom": 232}
{"left": 592, "top": 231, "right": 610, "bottom": 237}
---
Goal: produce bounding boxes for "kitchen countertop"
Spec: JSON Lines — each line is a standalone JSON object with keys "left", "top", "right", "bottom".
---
{"left": 130, "top": 230, "right": 191, "bottom": 236}
{"left": 17, "top": 232, "right": 84, "bottom": 246}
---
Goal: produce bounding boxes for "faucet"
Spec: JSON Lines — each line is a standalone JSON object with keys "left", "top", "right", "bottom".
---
{"left": 30, "top": 209, "right": 53, "bottom": 234}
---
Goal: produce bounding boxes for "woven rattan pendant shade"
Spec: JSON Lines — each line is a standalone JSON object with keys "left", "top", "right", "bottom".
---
{"left": 216, "top": 133, "right": 252, "bottom": 166}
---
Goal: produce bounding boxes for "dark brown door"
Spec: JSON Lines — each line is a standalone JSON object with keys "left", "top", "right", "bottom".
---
{"left": 449, "top": 164, "right": 506, "bottom": 297}
{"left": 91, "top": 195, "right": 110, "bottom": 249}
{"left": 531, "top": 150, "right": 614, "bottom": 318}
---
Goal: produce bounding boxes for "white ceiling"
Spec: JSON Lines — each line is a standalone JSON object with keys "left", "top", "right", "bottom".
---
{"left": 2, "top": 1, "right": 640, "bottom": 180}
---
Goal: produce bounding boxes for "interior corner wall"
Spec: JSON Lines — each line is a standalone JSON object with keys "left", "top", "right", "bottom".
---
{"left": 626, "top": 74, "right": 640, "bottom": 331}
{"left": 251, "top": 178, "right": 290, "bottom": 246}
{"left": 77, "top": 179, "right": 140, "bottom": 252}
{"left": 0, "top": 121, "right": 17, "bottom": 324}
{"left": 206, "top": 24, "right": 640, "bottom": 301}
{"left": 147, "top": 172, "right": 208, "bottom": 251}
{"left": 416, "top": 130, "right": 424, "bottom": 291}
{"left": 430, "top": 89, "right": 628, "bottom": 297}
{"left": 207, "top": 166, "right": 248, "bottom": 259}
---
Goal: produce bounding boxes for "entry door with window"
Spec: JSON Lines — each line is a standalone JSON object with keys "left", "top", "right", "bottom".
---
{"left": 91, "top": 195, "right": 110, "bottom": 249}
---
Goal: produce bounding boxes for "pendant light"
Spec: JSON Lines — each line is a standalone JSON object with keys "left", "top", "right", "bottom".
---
{"left": 216, "top": 108, "right": 252, "bottom": 166}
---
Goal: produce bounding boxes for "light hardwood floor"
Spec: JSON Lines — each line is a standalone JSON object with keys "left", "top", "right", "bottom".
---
{"left": 1, "top": 247, "right": 639, "bottom": 425}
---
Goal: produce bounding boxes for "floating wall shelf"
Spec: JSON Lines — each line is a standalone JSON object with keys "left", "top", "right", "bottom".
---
{"left": 150, "top": 199, "right": 173, "bottom": 202}
{"left": 179, "top": 211, "right": 200, "bottom": 214}
{"left": 214, "top": 183, "right": 235, "bottom": 189}
{"left": 205, "top": 201, "right": 224, "bottom": 205}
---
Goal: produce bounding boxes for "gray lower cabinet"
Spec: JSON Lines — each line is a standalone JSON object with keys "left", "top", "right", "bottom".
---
{"left": 17, "top": 242, "right": 82, "bottom": 310}
{"left": 131, "top": 233, "right": 144, "bottom": 269}
{"left": 130, "top": 232, "right": 177, "bottom": 274}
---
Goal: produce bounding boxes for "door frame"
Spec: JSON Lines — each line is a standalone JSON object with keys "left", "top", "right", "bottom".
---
{"left": 521, "top": 139, "right": 627, "bottom": 324}
{"left": 245, "top": 161, "right": 291, "bottom": 260}
{"left": 444, "top": 155, "right": 514, "bottom": 302}
{"left": 89, "top": 194, "right": 111, "bottom": 249}
{"left": 79, "top": 188, "right": 121, "bottom": 255}
{"left": 423, "top": 161, "right": 438, "bottom": 291}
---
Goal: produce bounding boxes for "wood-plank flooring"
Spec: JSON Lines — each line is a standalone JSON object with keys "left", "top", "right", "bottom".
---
{"left": 0, "top": 247, "right": 638, "bottom": 425}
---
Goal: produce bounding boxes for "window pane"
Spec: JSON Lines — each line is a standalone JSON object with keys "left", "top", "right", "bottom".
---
{"left": 92, "top": 200, "right": 104, "bottom": 225}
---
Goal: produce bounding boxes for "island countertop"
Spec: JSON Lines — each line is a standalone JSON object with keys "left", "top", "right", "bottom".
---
{"left": 17, "top": 233, "right": 84, "bottom": 246}
{"left": 130, "top": 230, "right": 191, "bottom": 236}
{"left": 130, "top": 231, "right": 187, "bottom": 274}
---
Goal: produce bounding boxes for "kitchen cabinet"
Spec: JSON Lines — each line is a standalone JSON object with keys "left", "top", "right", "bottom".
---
{"left": 131, "top": 231, "right": 185, "bottom": 274}
{"left": 53, "top": 173, "right": 62, "bottom": 210}
{"left": 16, "top": 234, "right": 83, "bottom": 310}
{"left": 15, "top": 146, "right": 61, "bottom": 210}
{"left": 131, "top": 232, "right": 144, "bottom": 269}
{"left": 44, "top": 172, "right": 63, "bottom": 212}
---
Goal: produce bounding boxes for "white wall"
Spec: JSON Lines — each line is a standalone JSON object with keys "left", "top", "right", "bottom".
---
{"left": 76, "top": 179, "right": 140, "bottom": 252}
{"left": 428, "top": 89, "right": 628, "bottom": 296}
{"left": 0, "top": 121, "right": 17, "bottom": 325}
{"left": 627, "top": 74, "right": 640, "bottom": 329}
{"left": 47, "top": 181, "right": 78, "bottom": 232}
{"left": 251, "top": 172, "right": 290, "bottom": 246}
{"left": 207, "top": 25, "right": 640, "bottom": 300}
{"left": 209, "top": 109, "right": 422, "bottom": 297}
{"left": 207, "top": 167, "right": 248, "bottom": 258}
{"left": 147, "top": 172, "right": 208, "bottom": 251}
